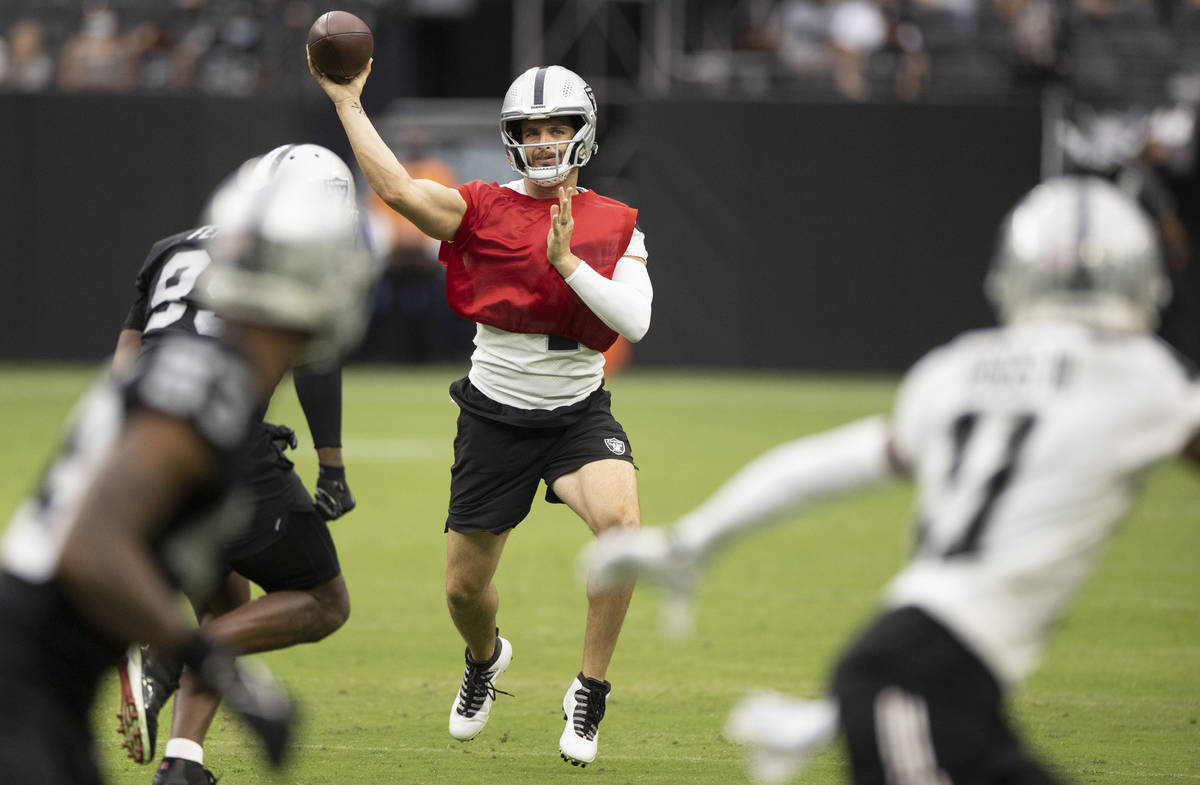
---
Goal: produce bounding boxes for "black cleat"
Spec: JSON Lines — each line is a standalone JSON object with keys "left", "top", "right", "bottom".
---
{"left": 151, "top": 757, "right": 219, "bottom": 785}
{"left": 117, "top": 644, "right": 182, "bottom": 765}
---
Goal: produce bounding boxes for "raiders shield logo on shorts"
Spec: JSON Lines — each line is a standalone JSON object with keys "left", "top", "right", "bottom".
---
{"left": 604, "top": 437, "right": 626, "bottom": 456}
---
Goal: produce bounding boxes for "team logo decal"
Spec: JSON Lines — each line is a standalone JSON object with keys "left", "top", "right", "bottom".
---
{"left": 604, "top": 437, "right": 626, "bottom": 456}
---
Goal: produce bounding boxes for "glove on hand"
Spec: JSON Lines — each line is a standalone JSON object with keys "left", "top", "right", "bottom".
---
{"left": 177, "top": 634, "right": 296, "bottom": 767}
{"left": 264, "top": 423, "right": 298, "bottom": 453}
{"left": 314, "top": 464, "right": 356, "bottom": 521}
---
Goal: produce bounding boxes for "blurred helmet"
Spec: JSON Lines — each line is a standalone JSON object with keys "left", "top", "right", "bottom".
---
{"left": 197, "top": 151, "right": 373, "bottom": 363}
{"left": 248, "top": 143, "right": 357, "bottom": 216}
{"left": 500, "top": 65, "right": 597, "bottom": 185}
{"left": 986, "top": 175, "right": 1170, "bottom": 332}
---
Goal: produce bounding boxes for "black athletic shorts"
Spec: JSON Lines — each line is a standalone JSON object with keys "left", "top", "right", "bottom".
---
{"left": 831, "top": 606, "right": 1065, "bottom": 785}
{"left": 222, "top": 462, "right": 315, "bottom": 559}
{"left": 223, "top": 504, "right": 342, "bottom": 593}
{"left": 445, "top": 377, "right": 636, "bottom": 535}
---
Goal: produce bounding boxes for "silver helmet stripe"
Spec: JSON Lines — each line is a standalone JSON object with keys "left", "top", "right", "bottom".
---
{"left": 532, "top": 66, "right": 548, "bottom": 106}
{"left": 1069, "top": 179, "right": 1092, "bottom": 291}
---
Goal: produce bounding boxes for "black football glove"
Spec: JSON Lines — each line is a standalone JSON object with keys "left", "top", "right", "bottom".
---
{"left": 177, "top": 634, "right": 296, "bottom": 767}
{"left": 264, "top": 423, "right": 298, "bottom": 453}
{"left": 314, "top": 464, "right": 356, "bottom": 521}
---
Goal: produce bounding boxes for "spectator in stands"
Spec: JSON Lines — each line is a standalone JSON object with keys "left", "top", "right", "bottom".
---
{"left": 58, "top": 4, "right": 135, "bottom": 92}
{"left": 774, "top": 0, "right": 888, "bottom": 100}
{"left": 5, "top": 18, "right": 55, "bottom": 93}
{"left": 776, "top": 0, "right": 836, "bottom": 77}
{"left": 829, "top": 0, "right": 888, "bottom": 100}
{"left": 126, "top": 20, "right": 190, "bottom": 93}
{"left": 991, "top": 0, "right": 1061, "bottom": 76}
{"left": 196, "top": 12, "right": 263, "bottom": 96}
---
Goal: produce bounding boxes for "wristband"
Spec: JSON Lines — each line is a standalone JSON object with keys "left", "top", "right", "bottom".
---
{"left": 318, "top": 464, "right": 346, "bottom": 480}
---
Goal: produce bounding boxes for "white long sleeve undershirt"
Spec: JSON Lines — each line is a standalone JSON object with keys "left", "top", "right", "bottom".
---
{"left": 673, "top": 416, "right": 898, "bottom": 556}
{"left": 563, "top": 257, "right": 653, "bottom": 342}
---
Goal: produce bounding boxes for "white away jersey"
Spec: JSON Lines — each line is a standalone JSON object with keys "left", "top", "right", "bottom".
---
{"left": 884, "top": 322, "right": 1200, "bottom": 686}
{"left": 468, "top": 180, "right": 648, "bottom": 410}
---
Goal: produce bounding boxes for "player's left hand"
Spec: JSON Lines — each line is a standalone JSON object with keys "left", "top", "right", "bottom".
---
{"left": 314, "top": 464, "right": 356, "bottom": 520}
{"left": 264, "top": 423, "right": 298, "bottom": 453}
{"left": 547, "top": 185, "right": 577, "bottom": 267}
{"left": 178, "top": 634, "right": 296, "bottom": 767}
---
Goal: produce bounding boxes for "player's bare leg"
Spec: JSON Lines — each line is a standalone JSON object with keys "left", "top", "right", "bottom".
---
{"left": 152, "top": 575, "right": 349, "bottom": 782}
{"left": 168, "top": 576, "right": 349, "bottom": 743}
{"left": 200, "top": 574, "right": 350, "bottom": 653}
{"left": 445, "top": 530, "right": 509, "bottom": 659}
{"left": 551, "top": 459, "right": 640, "bottom": 765}
{"left": 445, "top": 530, "right": 513, "bottom": 740}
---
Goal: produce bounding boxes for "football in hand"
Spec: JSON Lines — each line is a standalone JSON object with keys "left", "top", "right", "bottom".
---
{"left": 307, "top": 11, "right": 373, "bottom": 82}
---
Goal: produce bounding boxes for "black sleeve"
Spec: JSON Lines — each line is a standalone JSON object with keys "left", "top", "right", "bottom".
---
{"left": 122, "top": 288, "right": 150, "bottom": 331}
{"left": 293, "top": 364, "right": 343, "bottom": 449}
{"left": 126, "top": 336, "right": 259, "bottom": 461}
{"left": 122, "top": 231, "right": 183, "bottom": 332}
{"left": 122, "top": 247, "right": 159, "bottom": 331}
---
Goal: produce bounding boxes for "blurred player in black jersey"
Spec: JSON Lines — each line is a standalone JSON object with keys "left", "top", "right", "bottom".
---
{"left": 0, "top": 155, "right": 373, "bottom": 785}
{"left": 108, "top": 144, "right": 367, "bottom": 785}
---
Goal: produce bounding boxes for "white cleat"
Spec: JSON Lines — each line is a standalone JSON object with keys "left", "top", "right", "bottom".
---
{"left": 724, "top": 692, "right": 840, "bottom": 785}
{"left": 559, "top": 672, "right": 611, "bottom": 767}
{"left": 448, "top": 636, "right": 512, "bottom": 741}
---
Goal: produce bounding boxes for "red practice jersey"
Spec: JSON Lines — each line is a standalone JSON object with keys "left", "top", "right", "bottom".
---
{"left": 440, "top": 180, "right": 638, "bottom": 351}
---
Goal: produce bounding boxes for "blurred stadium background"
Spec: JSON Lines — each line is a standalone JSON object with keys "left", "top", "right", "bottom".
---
{"left": 1, "top": 2, "right": 1199, "bottom": 784}
{"left": 3, "top": 0, "right": 1200, "bottom": 371}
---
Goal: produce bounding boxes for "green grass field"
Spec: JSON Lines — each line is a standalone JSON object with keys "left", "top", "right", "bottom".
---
{"left": 1, "top": 364, "right": 1197, "bottom": 784}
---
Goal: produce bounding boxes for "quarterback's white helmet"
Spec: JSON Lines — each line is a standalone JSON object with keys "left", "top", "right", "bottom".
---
{"left": 500, "top": 65, "right": 598, "bottom": 185}
{"left": 197, "top": 152, "right": 373, "bottom": 363}
{"left": 987, "top": 176, "right": 1170, "bottom": 331}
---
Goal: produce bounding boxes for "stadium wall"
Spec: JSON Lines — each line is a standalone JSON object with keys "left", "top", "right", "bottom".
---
{"left": 0, "top": 93, "right": 333, "bottom": 363}
{"left": 631, "top": 97, "right": 1043, "bottom": 371}
{"left": 0, "top": 93, "right": 1041, "bottom": 370}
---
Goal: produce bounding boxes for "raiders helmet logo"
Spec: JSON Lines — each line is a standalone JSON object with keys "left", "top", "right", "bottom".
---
{"left": 604, "top": 437, "right": 626, "bottom": 456}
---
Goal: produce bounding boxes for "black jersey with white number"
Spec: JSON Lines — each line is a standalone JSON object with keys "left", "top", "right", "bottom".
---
{"left": 123, "top": 227, "right": 314, "bottom": 515}
{"left": 0, "top": 333, "right": 259, "bottom": 717}
{"left": 124, "top": 225, "right": 223, "bottom": 346}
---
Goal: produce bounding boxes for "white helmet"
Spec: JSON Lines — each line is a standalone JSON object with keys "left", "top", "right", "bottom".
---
{"left": 986, "top": 175, "right": 1170, "bottom": 332}
{"left": 197, "top": 150, "right": 373, "bottom": 363}
{"left": 248, "top": 143, "right": 357, "bottom": 216}
{"left": 500, "top": 65, "right": 598, "bottom": 185}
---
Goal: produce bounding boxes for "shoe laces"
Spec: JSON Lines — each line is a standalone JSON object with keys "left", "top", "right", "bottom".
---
{"left": 456, "top": 657, "right": 512, "bottom": 717}
{"left": 570, "top": 682, "right": 608, "bottom": 741}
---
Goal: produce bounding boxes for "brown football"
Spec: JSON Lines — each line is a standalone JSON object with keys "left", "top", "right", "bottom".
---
{"left": 307, "top": 11, "right": 373, "bottom": 82}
